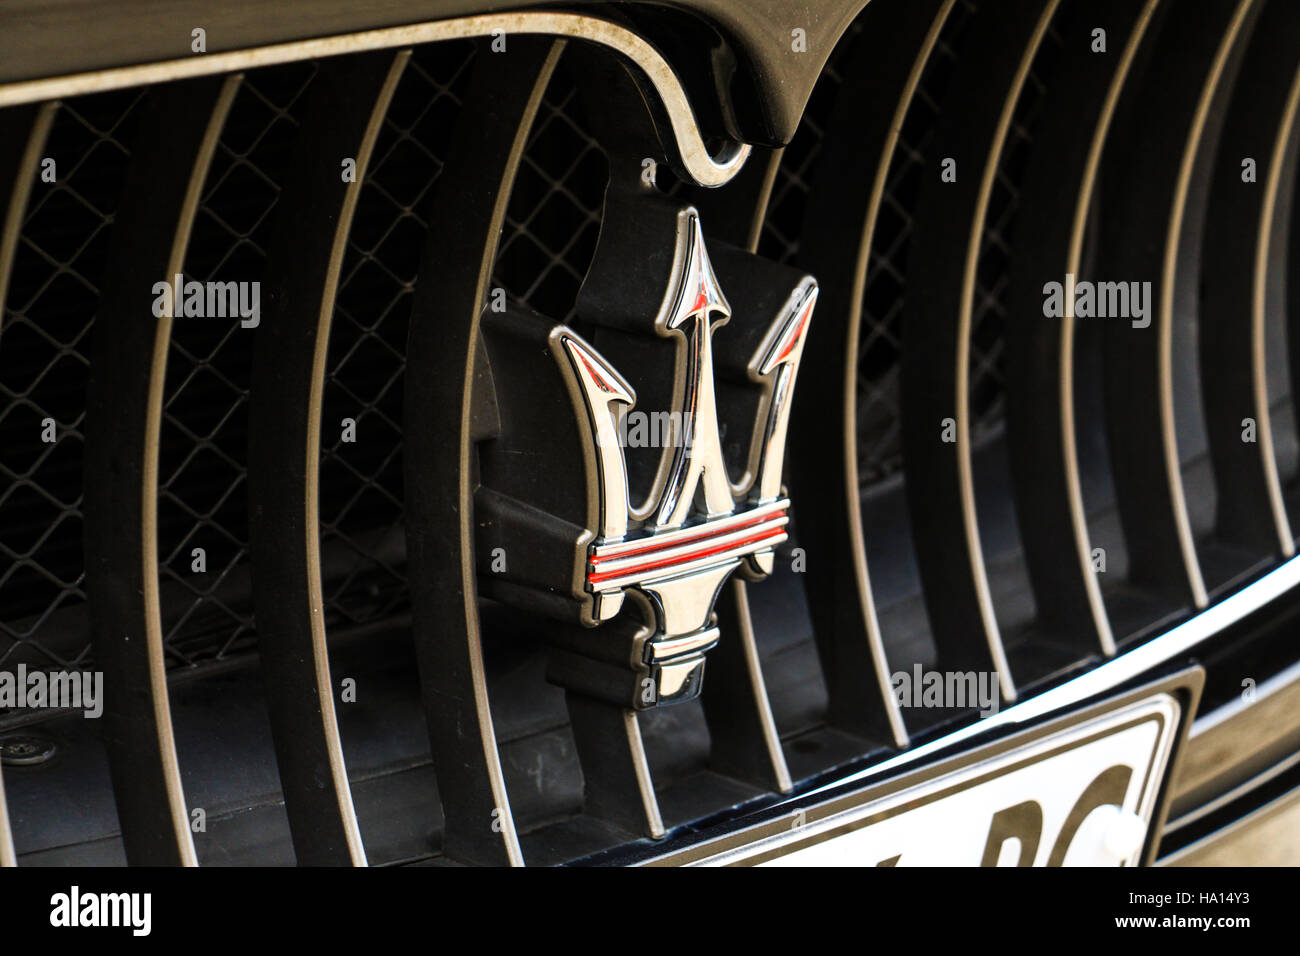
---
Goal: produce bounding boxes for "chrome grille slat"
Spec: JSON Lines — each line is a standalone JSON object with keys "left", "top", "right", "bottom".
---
{"left": 1002, "top": 0, "right": 1159, "bottom": 661}
{"left": 898, "top": 0, "right": 1063, "bottom": 704}
{"left": 785, "top": 0, "right": 957, "bottom": 751}
{"left": 689, "top": 149, "right": 795, "bottom": 794}
{"left": 402, "top": 36, "right": 569, "bottom": 866}
{"left": 0, "top": 94, "right": 116, "bottom": 675}
{"left": 249, "top": 51, "right": 409, "bottom": 867}
{"left": 1288, "top": 68, "right": 1300, "bottom": 502}
{"left": 1198, "top": 0, "right": 1300, "bottom": 564}
{"left": 702, "top": 579, "right": 793, "bottom": 794}
{"left": 83, "top": 75, "right": 240, "bottom": 866}
{"left": 157, "top": 66, "right": 319, "bottom": 671}
{"left": 0, "top": 761, "right": 10, "bottom": 866}
{"left": 564, "top": 692, "right": 666, "bottom": 839}
{"left": 1093, "top": 0, "right": 1256, "bottom": 614}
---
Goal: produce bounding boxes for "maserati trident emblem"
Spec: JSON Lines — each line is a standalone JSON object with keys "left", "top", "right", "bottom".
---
{"left": 550, "top": 210, "right": 816, "bottom": 705}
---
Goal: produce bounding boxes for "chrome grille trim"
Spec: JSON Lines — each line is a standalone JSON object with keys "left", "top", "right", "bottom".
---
{"left": 1199, "top": 0, "right": 1300, "bottom": 561}
{"left": 401, "top": 37, "right": 568, "bottom": 866}
{"left": 1002, "top": 0, "right": 1160, "bottom": 661}
{"left": 786, "top": 0, "right": 956, "bottom": 753}
{"left": 898, "top": 0, "right": 1063, "bottom": 707}
{"left": 247, "top": 50, "right": 409, "bottom": 867}
{"left": 0, "top": 13, "right": 750, "bottom": 189}
{"left": 83, "top": 75, "right": 241, "bottom": 867}
{"left": 1097, "top": 0, "right": 1255, "bottom": 611}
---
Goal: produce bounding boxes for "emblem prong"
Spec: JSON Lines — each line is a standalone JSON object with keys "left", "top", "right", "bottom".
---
{"left": 749, "top": 278, "right": 817, "bottom": 504}
{"left": 656, "top": 212, "right": 737, "bottom": 528}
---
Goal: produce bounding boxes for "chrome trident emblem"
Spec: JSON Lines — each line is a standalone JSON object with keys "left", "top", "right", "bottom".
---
{"left": 550, "top": 210, "right": 816, "bottom": 704}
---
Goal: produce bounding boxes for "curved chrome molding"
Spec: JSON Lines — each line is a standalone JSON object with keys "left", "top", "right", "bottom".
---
{"left": 249, "top": 51, "right": 409, "bottom": 867}
{"left": 136, "top": 82, "right": 241, "bottom": 869}
{"left": 842, "top": 0, "right": 957, "bottom": 748}
{"left": 1159, "top": 0, "right": 1256, "bottom": 608}
{"left": 403, "top": 37, "right": 572, "bottom": 866}
{"left": 954, "top": 0, "right": 1061, "bottom": 704}
{"left": 1059, "top": 0, "right": 1161, "bottom": 656}
{"left": 732, "top": 580, "right": 794, "bottom": 792}
{"left": 83, "top": 75, "right": 241, "bottom": 867}
{"left": 1253, "top": 65, "right": 1300, "bottom": 555}
{"left": 143, "top": 86, "right": 237, "bottom": 868}
{"left": 0, "top": 13, "right": 750, "bottom": 188}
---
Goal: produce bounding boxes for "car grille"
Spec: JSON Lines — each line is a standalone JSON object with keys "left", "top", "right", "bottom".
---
{"left": 1, "top": 0, "right": 1297, "bottom": 865}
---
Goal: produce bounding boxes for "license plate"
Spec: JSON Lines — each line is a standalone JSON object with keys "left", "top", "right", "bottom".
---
{"left": 678, "top": 674, "right": 1197, "bottom": 867}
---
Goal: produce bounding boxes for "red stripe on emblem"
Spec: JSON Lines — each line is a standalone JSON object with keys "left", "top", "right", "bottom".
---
{"left": 589, "top": 509, "right": 785, "bottom": 565}
{"left": 587, "top": 525, "right": 786, "bottom": 586}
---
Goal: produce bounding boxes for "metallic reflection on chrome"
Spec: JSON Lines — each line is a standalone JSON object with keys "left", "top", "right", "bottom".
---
{"left": 552, "top": 210, "right": 813, "bottom": 704}
{"left": 0, "top": 13, "right": 750, "bottom": 187}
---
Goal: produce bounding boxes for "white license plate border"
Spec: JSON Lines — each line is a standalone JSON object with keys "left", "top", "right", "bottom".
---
{"left": 652, "top": 666, "right": 1204, "bottom": 866}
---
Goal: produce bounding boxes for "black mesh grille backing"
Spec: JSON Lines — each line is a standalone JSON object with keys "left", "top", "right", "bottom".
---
{"left": 160, "top": 63, "right": 319, "bottom": 667}
{"left": 0, "top": 44, "right": 609, "bottom": 677}
{"left": 760, "top": 0, "right": 1011, "bottom": 486}
{"left": 318, "top": 44, "right": 476, "bottom": 630}
{"left": 493, "top": 64, "right": 607, "bottom": 320}
{"left": 968, "top": 16, "right": 1065, "bottom": 444}
{"left": 761, "top": 0, "right": 1060, "bottom": 486}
